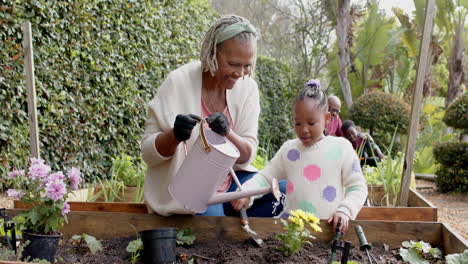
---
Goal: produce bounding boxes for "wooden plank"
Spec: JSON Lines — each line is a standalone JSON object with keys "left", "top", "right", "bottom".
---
{"left": 399, "top": 0, "right": 436, "bottom": 206}
{"left": 13, "top": 200, "right": 148, "bottom": 214}
{"left": 6, "top": 210, "right": 466, "bottom": 253}
{"left": 357, "top": 207, "right": 436, "bottom": 221}
{"left": 442, "top": 223, "right": 468, "bottom": 254}
{"left": 22, "top": 21, "right": 40, "bottom": 159}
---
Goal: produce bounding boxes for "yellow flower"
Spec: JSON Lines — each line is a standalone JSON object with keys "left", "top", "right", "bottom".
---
{"left": 288, "top": 215, "right": 304, "bottom": 229}
{"left": 304, "top": 211, "right": 319, "bottom": 223}
{"left": 309, "top": 223, "right": 322, "bottom": 232}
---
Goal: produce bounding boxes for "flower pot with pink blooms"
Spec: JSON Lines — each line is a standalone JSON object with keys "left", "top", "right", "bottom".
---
{"left": 6, "top": 157, "right": 83, "bottom": 263}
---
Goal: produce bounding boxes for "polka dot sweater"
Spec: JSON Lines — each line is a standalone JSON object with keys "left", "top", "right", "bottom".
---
{"left": 243, "top": 136, "right": 368, "bottom": 219}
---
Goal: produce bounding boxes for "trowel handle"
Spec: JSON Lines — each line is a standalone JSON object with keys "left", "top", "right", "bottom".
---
{"left": 240, "top": 208, "right": 249, "bottom": 225}
{"left": 354, "top": 225, "right": 371, "bottom": 251}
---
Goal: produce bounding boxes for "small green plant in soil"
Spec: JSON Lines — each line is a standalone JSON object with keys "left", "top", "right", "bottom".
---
{"left": 276, "top": 209, "right": 322, "bottom": 256}
{"left": 399, "top": 240, "right": 442, "bottom": 264}
{"left": 445, "top": 249, "right": 468, "bottom": 263}
{"left": 126, "top": 238, "right": 143, "bottom": 264}
{"left": 71, "top": 233, "right": 103, "bottom": 255}
{"left": 177, "top": 228, "right": 196, "bottom": 246}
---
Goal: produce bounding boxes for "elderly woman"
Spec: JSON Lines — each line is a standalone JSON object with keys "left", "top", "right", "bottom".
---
{"left": 141, "top": 15, "right": 285, "bottom": 217}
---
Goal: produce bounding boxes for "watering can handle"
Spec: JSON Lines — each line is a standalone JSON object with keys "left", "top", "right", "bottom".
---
{"left": 199, "top": 120, "right": 211, "bottom": 152}
{"left": 183, "top": 119, "right": 211, "bottom": 156}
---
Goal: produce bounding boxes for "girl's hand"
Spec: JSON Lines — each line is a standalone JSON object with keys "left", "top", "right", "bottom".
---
{"left": 327, "top": 211, "right": 350, "bottom": 234}
{"left": 231, "top": 197, "right": 251, "bottom": 212}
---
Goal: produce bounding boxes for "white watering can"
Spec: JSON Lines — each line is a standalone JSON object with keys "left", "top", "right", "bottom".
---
{"left": 168, "top": 121, "right": 279, "bottom": 213}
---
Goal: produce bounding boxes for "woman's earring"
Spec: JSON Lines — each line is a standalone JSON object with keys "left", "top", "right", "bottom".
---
{"left": 243, "top": 75, "right": 245, "bottom": 80}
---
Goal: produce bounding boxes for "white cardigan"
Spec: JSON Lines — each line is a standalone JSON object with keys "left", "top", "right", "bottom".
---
{"left": 141, "top": 61, "right": 260, "bottom": 216}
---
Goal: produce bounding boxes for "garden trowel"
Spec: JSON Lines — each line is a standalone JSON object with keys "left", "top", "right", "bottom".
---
{"left": 240, "top": 207, "right": 264, "bottom": 247}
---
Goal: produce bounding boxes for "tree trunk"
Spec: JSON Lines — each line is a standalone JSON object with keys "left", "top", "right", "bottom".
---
{"left": 446, "top": 21, "right": 464, "bottom": 108}
{"left": 336, "top": 0, "right": 353, "bottom": 110}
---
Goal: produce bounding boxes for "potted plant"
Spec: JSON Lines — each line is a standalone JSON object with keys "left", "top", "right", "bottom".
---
{"left": 6, "top": 157, "right": 83, "bottom": 263}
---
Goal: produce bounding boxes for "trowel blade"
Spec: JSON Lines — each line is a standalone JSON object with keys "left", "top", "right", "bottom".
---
{"left": 242, "top": 225, "right": 264, "bottom": 247}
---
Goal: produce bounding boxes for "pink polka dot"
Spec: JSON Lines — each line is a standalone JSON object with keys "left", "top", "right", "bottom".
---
{"left": 287, "top": 181, "right": 294, "bottom": 194}
{"left": 303, "top": 165, "right": 321, "bottom": 182}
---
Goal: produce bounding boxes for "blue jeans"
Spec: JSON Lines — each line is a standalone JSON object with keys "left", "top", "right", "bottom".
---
{"left": 198, "top": 171, "right": 287, "bottom": 217}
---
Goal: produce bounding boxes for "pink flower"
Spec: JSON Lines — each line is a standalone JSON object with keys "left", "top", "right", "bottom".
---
{"left": 28, "top": 163, "right": 51, "bottom": 180}
{"left": 45, "top": 180, "right": 67, "bottom": 201}
{"left": 8, "top": 169, "right": 25, "bottom": 179}
{"left": 7, "top": 189, "right": 24, "bottom": 199}
{"left": 62, "top": 202, "right": 70, "bottom": 216}
{"left": 49, "top": 171, "right": 66, "bottom": 182}
{"left": 30, "top": 157, "right": 44, "bottom": 165}
{"left": 67, "top": 167, "right": 82, "bottom": 190}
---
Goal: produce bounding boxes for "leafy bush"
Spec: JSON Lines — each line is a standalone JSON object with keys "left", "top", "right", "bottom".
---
{"left": 443, "top": 93, "right": 468, "bottom": 130}
{"left": 433, "top": 142, "right": 468, "bottom": 169}
{"left": 350, "top": 91, "right": 410, "bottom": 134}
{"left": 435, "top": 166, "right": 468, "bottom": 193}
{"left": 0, "top": 0, "right": 216, "bottom": 181}
{"left": 254, "top": 56, "right": 301, "bottom": 156}
{"left": 433, "top": 142, "right": 468, "bottom": 193}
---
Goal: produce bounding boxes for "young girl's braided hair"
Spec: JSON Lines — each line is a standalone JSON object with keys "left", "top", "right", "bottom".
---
{"left": 294, "top": 79, "right": 328, "bottom": 112}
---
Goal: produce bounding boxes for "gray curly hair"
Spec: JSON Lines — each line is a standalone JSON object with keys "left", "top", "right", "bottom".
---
{"left": 200, "top": 15, "right": 259, "bottom": 76}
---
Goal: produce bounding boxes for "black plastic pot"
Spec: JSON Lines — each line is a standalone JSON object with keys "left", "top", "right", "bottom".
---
{"left": 22, "top": 231, "right": 62, "bottom": 264}
{"left": 140, "top": 228, "right": 177, "bottom": 264}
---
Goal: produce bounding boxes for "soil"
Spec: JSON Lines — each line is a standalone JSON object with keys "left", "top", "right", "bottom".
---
{"left": 53, "top": 235, "right": 414, "bottom": 264}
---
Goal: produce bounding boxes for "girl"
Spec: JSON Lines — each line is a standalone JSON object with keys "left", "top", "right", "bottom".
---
{"left": 232, "top": 80, "right": 368, "bottom": 233}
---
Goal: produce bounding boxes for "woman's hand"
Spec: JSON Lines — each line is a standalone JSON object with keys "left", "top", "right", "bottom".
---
{"left": 231, "top": 197, "right": 251, "bottom": 212}
{"left": 173, "top": 114, "right": 201, "bottom": 141}
{"left": 327, "top": 211, "right": 350, "bottom": 234}
{"left": 206, "top": 112, "right": 230, "bottom": 136}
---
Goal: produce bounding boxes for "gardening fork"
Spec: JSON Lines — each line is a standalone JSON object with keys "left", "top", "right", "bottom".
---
{"left": 354, "top": 225, "right": 379, "bottom": 264}
{"left": 328, "top": 220, "right": 352, "bottom": 264}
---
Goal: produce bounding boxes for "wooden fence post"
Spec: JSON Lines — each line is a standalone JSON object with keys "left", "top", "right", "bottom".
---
{"left": 398, "top": 0, "right": 436, "bottom": 206}
{"left": 23, "top": 21, "right": 40, "bottom": 159}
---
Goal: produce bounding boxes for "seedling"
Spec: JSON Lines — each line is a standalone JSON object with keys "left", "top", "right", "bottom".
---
{"left": 399, "top": 240, "right": 442, "bottom": 264}
{"left": 71, "top": 234, "right": 102, "bottom": 255}
{"left": 176, "top": 228, "right": 196, "bottom": 246}
{"left": 126, "top": 238, "right": 143, "bottom": 264}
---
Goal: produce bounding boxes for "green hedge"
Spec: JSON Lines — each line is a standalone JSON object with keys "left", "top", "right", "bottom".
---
{"left": 0, "top": 0, "right": 216, "bottom": 180}
{"left": 433, "top": 142, "right": 468, "bottom": 193}
{"left": 254, "top": 56, "right": 301, "bottom": 156}
{"left": 350, "top": 91, "right": 410, "bottom": 134}
{"left": 435, "top": 166, "right": 468, "bottom": 193}
{"left": 443, "top": 93, "right": 468, "bottom": 130}
{"left": 433, "top": 142, "right": 468, "bottom": 169}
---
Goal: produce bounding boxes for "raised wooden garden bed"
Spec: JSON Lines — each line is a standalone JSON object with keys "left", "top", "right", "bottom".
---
{"left": 4, "top": 209, "right": 468, "bottom": 255}
{"left": 14, "top": 185, "right": 438, "bottom": 222}
{"left": 357, "top": 185, "right": 438, "bottom": 221}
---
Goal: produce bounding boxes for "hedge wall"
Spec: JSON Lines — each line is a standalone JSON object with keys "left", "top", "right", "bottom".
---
{"left": 254, "top": 56, "right": 301, "bottom": 156}
{"left": 0, "top": 0, "right": 216, "bottom": 180}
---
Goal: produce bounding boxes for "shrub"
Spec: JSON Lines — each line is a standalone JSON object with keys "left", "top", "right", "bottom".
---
{"left": 443, "top": 93, "right": 468, "bottom": 130}
{"left": 433, "top": 142, "right": 468, "bottom": 169}
{"left": 350, "top": 91, "right": 410, "bottom": 134}
{"left": 254, "top": 56, "right": 301, "bottom": 156}
{"left": 0, "top": 0, "right": 216, "bottom": 181}
{"left": 435, "top": 166, "right": 468, "bottom": 193}
{"left": 433, "top": 142, "right": 468, "bottom": 193}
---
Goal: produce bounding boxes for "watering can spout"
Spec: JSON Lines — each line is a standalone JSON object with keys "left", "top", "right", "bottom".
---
{"left": 207, "top": 186, "right": 273, "bottom": 206}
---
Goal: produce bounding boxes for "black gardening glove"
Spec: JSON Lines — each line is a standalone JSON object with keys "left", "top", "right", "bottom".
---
{"left": 173, "top": 114, "right": 201, "bottom": 141}
{"left": 206, "top": 112, "right": 230, "bottom": 136}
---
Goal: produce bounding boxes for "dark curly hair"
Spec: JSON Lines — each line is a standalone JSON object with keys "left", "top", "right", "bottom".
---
{"left": 341, "top": 120, "right": 356, "bottom": 133}
{"left": 294, "top": 79, "right": 328, "bottom": 112}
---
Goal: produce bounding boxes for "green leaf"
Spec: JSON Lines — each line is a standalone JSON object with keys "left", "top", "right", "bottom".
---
{"left": 126, "top": 238, "right": 143, "bottom": 253}
{"left": 399, "top": 248, "right": 430, "bottom": 264}
{"left": 446, "top": 249, "right": 468, "bottom": 264}
{"left": 71, "top": 234, "right": 83, "bottom": 241}
{"left": 176, "top": 228, "right": 196, "bottom": 246}
{"left": 83, "top": 234, "right": 103, "bottom": 255}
